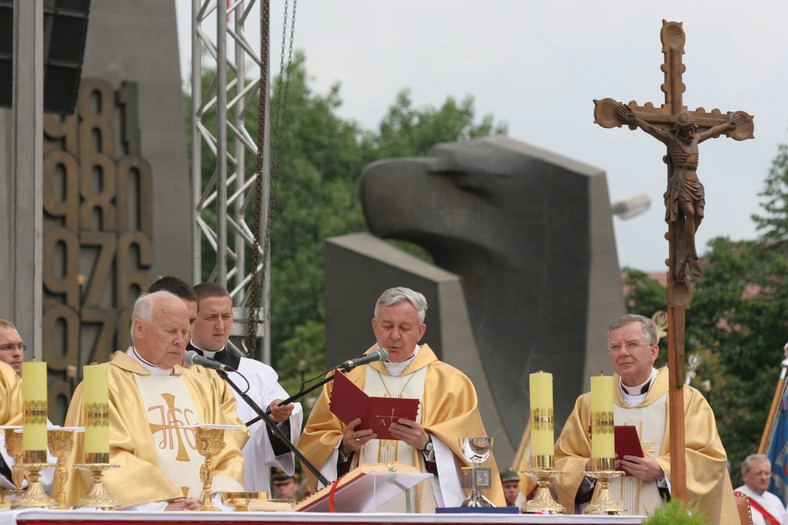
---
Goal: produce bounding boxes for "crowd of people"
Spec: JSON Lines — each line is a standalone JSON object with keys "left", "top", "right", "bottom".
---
{"left": 0, "top": 285, "right": 774, "bottom": 523}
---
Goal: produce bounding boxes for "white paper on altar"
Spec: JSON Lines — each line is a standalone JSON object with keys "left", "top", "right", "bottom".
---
{"left": 297, "top": 471, "right": 434, "bottom": 513}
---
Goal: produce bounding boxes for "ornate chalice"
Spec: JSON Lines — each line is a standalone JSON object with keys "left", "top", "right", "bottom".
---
{"left": 48, "top": 427, "right": 83, "bottom": 509}
{"left": 2, "top": 427, "right": 24, "bottom": 499}
{"left": 0, "top": 426, "right": 23, "bottom": 508}
{"left": 458, "top": 436, "right": 495, "bottom": 507}
{"left": 194, "top": 425, "right": 227, "bottom": 511}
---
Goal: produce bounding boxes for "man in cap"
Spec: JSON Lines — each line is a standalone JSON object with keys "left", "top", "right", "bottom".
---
{"left": 500, "top": 468, "right": 524, "bottom": 508}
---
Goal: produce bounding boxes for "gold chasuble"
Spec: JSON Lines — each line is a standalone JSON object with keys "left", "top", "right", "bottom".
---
{"left": 0, "top": 362, "right": 22, "bottom": 425}
{"left": 554, "top": 367, "right": 738, "bottom": 525}
{"left": 62, "top": 351, "right": 247, "bottom": 508}
{"left": 298, "top": 344, "right": 504, "bottom": 508}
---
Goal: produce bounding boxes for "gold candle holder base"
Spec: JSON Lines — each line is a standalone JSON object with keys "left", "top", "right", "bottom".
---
{"left": 74, "top": 463, "right": 120, "bottom": 510}
{"left": 0, "top": 489, "right": 10, "bottom": 509}
{"left": 11, "top": 463, "right": 57, "bottom": 509}
{"left": 583, "top": 469, "right": 626, "bottom": 515}
{"left": 522, "top": 457, "right": 564, "bottom": 515}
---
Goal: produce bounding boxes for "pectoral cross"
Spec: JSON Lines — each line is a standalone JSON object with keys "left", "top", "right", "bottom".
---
{"left": 592, "top": 20, "right": 754, "bottom": 501}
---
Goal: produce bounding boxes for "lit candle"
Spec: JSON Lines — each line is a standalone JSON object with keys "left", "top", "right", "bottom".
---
{"left": 590, "top": 375, "right": 615, "bottom": 459}
{"left": 529, "top": 371, "right": 554, "bottom": 457}
{"left": 83, "top": 364, "right": 109, "bottom": 456}
{"left": 22, "top": 361, "right": 48, "bottom": 455}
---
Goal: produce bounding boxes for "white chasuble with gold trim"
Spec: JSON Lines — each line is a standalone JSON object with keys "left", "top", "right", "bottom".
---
{"left": 135, "top": 374, "right": 203, "bottom": 498}
{"left": 359, "top": 366, "right": 428, "bottom": 467}
{"left": 610, "top": 395, "right": 667, "bottom": 514}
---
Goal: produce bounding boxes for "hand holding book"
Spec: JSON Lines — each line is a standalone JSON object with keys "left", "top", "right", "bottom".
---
{"left": 330, "top": 371, "right": 420, "bottom": 441}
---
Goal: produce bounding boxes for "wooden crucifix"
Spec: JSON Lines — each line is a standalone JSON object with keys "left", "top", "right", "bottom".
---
{"left": 592, "top": 20, "right": 754, "bottom": 501}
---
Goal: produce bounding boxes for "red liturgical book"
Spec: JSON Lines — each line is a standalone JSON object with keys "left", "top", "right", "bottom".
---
{"left": 615, "top": 425, "right": 644, "bottom": 458}
{"left": 330, "top": 371, "right": 420, "bottom": 440}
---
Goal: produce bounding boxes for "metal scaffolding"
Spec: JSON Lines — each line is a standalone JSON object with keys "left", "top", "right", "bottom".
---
{"left": 189, "top": 0, "right": 271, "bottom": 362}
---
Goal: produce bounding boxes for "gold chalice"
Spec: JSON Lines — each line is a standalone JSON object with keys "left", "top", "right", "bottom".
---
{"left": 0, "top": 426, "right": 23, "bottom": 508}
{"left": 48, "top": 427, "right": 83, "bottom": 509}
{"left": 194, "top": 425, "right": 226, "bottom": 511}
{"left": 3, "top": 427, "right": 24, "bottom": 499}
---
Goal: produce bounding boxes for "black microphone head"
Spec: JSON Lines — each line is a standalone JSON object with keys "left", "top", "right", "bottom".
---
{"left": 376, "top": 347, "right": 389, "bottom": 361}
{"left": 184, "top": 350, "right": 199, "bottom": 367}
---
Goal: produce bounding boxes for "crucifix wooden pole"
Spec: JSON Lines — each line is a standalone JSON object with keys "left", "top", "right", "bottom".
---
{"left": 592, "top": 20, "right": 754, "bottom": 502}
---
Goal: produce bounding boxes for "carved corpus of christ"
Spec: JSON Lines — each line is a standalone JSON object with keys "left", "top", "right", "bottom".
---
{"left": 593, "top": 20, "right": 754, "bottom": 283}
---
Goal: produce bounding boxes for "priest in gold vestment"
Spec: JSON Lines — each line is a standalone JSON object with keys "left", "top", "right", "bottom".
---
{"left": 299, "top": 287, "right": 504, "bottom": 508}
{"left": 554, "top": 314, "right": 737, "bottom": 525}
{"left": 0, "top": 361, "right": 21, "bottom": 425}
{"left": 0, "top": 361, "right": 23, "bottom": 489}
{"left": 62, "top": 291, "right": 248, "bottom": 510}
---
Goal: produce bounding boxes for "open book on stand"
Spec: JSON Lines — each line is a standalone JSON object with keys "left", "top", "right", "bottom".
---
{"left": 329, "top": 370, "right": 420, "bottom": 440}
{"left": 295, "top": 462, "right": 433, "bottom": 512}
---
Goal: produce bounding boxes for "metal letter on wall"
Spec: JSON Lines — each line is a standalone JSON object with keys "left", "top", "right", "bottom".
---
{"left": 43, "top": 77, "right": 153, "bottom": 421}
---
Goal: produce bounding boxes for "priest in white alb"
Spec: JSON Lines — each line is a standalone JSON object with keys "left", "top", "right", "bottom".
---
{"left": 62, "top": 291, "right": 248, "bottom": 510}
{"left": 298, "top": 287, "right": 504, "bottom": 509}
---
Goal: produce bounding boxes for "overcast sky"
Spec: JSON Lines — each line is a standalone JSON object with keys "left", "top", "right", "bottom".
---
{"left": 175, "top": 1, "right": 788, "bottom": 271}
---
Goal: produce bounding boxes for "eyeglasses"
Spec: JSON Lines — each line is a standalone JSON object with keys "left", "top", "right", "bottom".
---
{"left": 0, "top": 343, "right": 27, "bottom": 352}
{"left": 608, "top": 341, "right": 652, "bottom": 353}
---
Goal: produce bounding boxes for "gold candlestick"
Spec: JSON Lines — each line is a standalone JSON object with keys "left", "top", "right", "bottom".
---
{"left": 194, "top": 426, "right": 226, "bottom": 511}
{"left": 74, "top": 461, "right": 120, "bottom": 510}
{"left": 48, "top": 427, "right": 82, "bottom": 510}
{"left": 583, "top": 458, "right": 626, "bottom": 515}
{"left": 522, "top": 454, "right": 564, "bottom": 514}
{"left": 12, "top": 454, "right": 57, "bottom": 509}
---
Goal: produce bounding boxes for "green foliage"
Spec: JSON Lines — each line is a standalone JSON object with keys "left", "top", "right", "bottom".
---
{"left": 223, "top": 52, "right": 508, "bottom": 385}
{"left": 752, "top": 143, "right": 788, "bottom": 244}
{"left": 641, "top": 499, "right": 710, "bottom": 525}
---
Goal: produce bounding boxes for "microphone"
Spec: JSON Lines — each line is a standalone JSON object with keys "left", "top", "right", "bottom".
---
{"left": 184, "top": 350, "right": 236, "bottom": 372}
{"left": 337, "top": 347, "right": 389, "bottom": 371}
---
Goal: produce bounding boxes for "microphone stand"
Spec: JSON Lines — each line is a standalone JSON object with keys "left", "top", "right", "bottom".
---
{"left": 216, "top": 369, "right": 331, "bottom": 487}
{"left": 245, "top": 370, "right": 338, "bottom": 427}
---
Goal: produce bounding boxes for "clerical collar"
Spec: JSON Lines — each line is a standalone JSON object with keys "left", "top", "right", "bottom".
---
{"left": 382, "top": 345, "right": 420, "bottom": 376}
{"left": 188, "top": 340, "right": 223, "bottom": 359}
{"left": 620, "top": 367, "right": 658, "bottom": 396}
{"left": 187, "top": 340, "right": 241, "bottom": 370}
{"left": 128, "top": 347, "right": 171, "bottom": 376}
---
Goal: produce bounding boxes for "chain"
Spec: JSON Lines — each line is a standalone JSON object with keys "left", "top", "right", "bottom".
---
{"left": 246, "top": 0, "right": 270, "bottom": 355}
{"left": 246, "top": 0, "right": 297, "bottom": 357}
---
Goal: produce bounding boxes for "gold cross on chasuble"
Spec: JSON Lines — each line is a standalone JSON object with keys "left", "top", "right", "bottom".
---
{"left": 147, "top": 392, "right": 198, "bottom": 461}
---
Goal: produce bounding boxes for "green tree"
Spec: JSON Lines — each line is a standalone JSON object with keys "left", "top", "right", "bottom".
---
{"left": 265, "top": 55, "right": 507, "bottom": 397}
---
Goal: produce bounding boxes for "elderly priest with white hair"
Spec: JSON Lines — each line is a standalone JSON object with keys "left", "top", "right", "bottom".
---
{"left": 61, "top": 291, "right": 247, "bottom": 510}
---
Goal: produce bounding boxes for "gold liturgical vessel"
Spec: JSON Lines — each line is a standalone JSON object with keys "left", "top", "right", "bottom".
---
{"left": 194, "top": 425, "right": 227, "bottom": 511}
{"left": 48, "top": 427, "right": 82, "bottom": 509}
{"left": 458, "top": 436, "right": 495, "bottom": 507}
